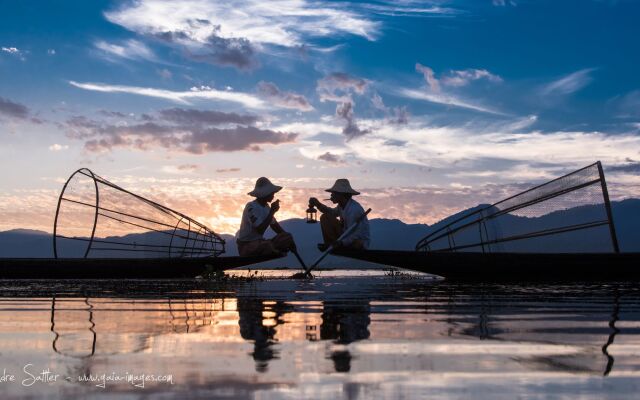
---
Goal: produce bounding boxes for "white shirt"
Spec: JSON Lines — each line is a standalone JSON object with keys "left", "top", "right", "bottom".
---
{"left": 326, "top": 199, "right": 370, "bottom": 248}
{"left": 236, "top": 200, "right": 275, "bottom": 242}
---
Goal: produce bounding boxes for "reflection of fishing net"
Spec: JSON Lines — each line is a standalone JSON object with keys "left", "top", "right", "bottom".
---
{"left": 54, "top": 168, "right": 225, "bottom": 259}
{"left": 416, "top": 162, "right": 620, "bottom": 253}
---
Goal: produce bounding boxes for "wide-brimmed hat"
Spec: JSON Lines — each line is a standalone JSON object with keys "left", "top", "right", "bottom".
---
{"left": 325, "top": 178, "right": 360, "bottom": 195}
{"left": 248, "top": 177, "right": 282, "bottom": 198}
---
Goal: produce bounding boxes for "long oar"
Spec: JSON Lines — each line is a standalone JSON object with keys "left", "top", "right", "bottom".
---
{"left": 304, "top": 208, "right": 371, "bottom": 275}
{"left": 291, "top": 246, "right": 307, "bottom": 269}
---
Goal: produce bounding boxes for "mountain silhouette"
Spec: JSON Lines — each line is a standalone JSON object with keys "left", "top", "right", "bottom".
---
{"left": 1, "top": 199, "right": 638, "bottom": 268}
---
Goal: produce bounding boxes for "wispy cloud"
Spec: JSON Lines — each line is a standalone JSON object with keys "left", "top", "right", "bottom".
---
{"left": 286, "top": 115, "right": 640, "bottom": 184}
{"left": 356, "top": 2, "right": 459, "bottom": 18}
{"left": 442, "top": 69, "right": 503, "bottom": 87}
{"left": 371, "top": 93, "right": 409, "bottom": 124}
{"left": 540, "top": 68, "right": 596, "bottom": 96}
{"left": 1, "top": 47, "right": 20, "bottom": 54}
{"left": 397, "top": 87, "right": 506, "bottom": 115}
{"left": 415, "top": 63, "right": 440, "bottom": 92}
{"left": 69, "top": 81, "right": 267, "bottom": 109}
{"left": 1, "top": 46, "right": 26, "bottom": 61}
{"left": 94, "top": 39, "right": 156, "bottom": 62}
{"left": 103, "top": 0, "right": 382, "bottom": 69}
{"left": 493, "top": 0, "right": 517, "bottom": 6}
{"left": 406, "top": 63, "right": 505, "bottom": 114}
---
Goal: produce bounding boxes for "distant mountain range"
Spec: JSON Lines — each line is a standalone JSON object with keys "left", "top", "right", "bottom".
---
{"left": 1, "top": 199, "right": 638, "bottom": 268}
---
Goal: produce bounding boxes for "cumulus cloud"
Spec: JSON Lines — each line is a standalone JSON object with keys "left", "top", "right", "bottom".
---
{"left": 2, "top": 175, "right": 637, "bottom": 235}
{"left": 607, "top": 161, "right": 640, "bottom": 174}
{"left": 317, "top": 72, "right": 369, "bottom": 103}
{"left": 257, "top": 81, "right": 313, "bottom": 112}
{"left": 158, "top": 107, "right": 259, "bottom": 125}
{"left": 316, "top": 73, "right": 371, "bottom": 139}
{"left": 48, "top": 144, "right": 69, "bottom": 152}
{"left": 1, "top": 46, "right": 26, "bottom": 60}
{"left": 98, "top": 110, "right": 130, "bottom": 118}
{"left": 540, "top": 68, "right": 595, "bottom": 96}
{"left": 1, "top": 47, "right": 20, "bottom": 54}
{"left": 69, "top": 80, "right": 267, "bottom": 109}
{"left": 0, "top": 97, "right": 30, "bottom": 119}
{"left": 317, "top": 152, "right": 345, "bottom": 164}
{"left": 94, "top": 39, "right": 156, "bottom": 62}
{"left": 216, "top": 168, "right": 241, "bottom": 173}
{"left": 64, "top": 107, "right": 298, "bottom": 154}
{"left": 336, "top": 101, "right": 370, "bottom": 140}
{"left": 156, "top": 24, "right": 257, "bottom": 69}
{"left": 162, "top": 164, "right": 200, "bottom": 174}
{"left": 0, "top": 96, "right": 42, "bottom": 124}
{"left": 441, "top": 69, "right": 503, "bottom": 87}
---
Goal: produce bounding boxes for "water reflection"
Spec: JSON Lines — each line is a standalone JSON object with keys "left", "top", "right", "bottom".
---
{"left": 0, "top": 273, "right": 639, "bottom": 398}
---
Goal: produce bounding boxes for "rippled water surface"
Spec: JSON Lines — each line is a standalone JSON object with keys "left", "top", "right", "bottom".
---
{"left": 0, "top": 269, "right": 639, "bottom": 399}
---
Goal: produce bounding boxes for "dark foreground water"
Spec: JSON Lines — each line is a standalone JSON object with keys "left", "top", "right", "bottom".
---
{"left": 0, "top": 269, "right": 639, "bottom": 399}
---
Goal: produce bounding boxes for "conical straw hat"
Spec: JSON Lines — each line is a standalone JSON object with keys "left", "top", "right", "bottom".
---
{"left": 248, "top": 177, "right": 282, "bottom": 197}
{"left": 325, "top": 178, "right": 360, "bottom": 195}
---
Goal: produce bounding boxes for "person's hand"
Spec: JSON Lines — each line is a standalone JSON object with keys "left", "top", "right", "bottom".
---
{"left": 271, "top": 199, "right": 281, "bottom": 213}
{"left": 309, "top": 197, "right": 320, "bottom": 207}
{"left": 332, "top": 240, "right": 343, "bottom": 249}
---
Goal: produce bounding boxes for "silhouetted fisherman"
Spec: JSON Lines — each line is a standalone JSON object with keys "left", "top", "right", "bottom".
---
{"left": 309, "top": 179, "right": 370, "bottom": 252}
{"left": 236, "top": 177, "right": 297, "bottom": 257}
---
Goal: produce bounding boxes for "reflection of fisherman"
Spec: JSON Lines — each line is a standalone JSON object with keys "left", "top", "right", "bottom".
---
{"left": 309, "top": 179, "right": 370, "bottom": 251}
{"left": 320, "top": 300, "right": 371, "bottom": 372}
{"left": 237, "top": 298, "right": 292, "bottom": 373}
{"left": 236, "top": 177, "right": 296, "bottom": 257}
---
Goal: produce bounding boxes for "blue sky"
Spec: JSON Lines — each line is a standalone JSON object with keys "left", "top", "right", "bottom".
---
{"left": 1, "top": 0, "right": 639, "bottom": 233}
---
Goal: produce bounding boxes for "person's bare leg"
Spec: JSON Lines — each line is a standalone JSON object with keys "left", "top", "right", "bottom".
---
{"left": 272, "top": 232, "right": 294, "bottom": 253}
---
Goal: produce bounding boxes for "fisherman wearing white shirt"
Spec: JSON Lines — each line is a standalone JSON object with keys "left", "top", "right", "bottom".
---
{"left": 236, "top": 177, "right": 296, "bottom": 257}
{"left": 309, "top": 179, "right": 370, "bottom": 251}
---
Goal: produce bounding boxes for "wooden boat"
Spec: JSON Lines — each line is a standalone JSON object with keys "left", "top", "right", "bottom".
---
{"left": 331, "top": 249, "right": 640, "bottom": 282}
{"left": 0, "top": 168, "right": 286, "bottom": 280}
{"left": 332, "top": 163, "right": 639, "bottom": 282}
{"left": 0, "top": 254, "right": 283, "bottom": 279}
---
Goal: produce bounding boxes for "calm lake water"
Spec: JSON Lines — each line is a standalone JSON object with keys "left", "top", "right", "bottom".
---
{"left": 0, "top": 269, "right": 639, "bottom": 399}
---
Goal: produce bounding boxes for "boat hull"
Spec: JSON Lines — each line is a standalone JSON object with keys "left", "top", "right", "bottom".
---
{"left": 0, "top": 255, "right": 282, "bottom": 279}
{"left": 331, "top": 249, "right": 640, "bottom": 282}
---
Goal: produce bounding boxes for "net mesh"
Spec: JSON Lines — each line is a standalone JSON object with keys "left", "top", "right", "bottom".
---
{"left": 54, "top": 169, "right": 225, "bottom": 259}
{"left": 416, "top": 162, "right": 617, "bottom": 253}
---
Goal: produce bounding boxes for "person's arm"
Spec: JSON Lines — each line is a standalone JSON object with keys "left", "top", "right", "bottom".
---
{"left": 309, "top": 197, "right": 338, "bottom": 216}
{"left": 254, "top": 200, "right": 279, "bottom": 235}
{"left": 270, "top": 219, "right": 284, "bottom": 234}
